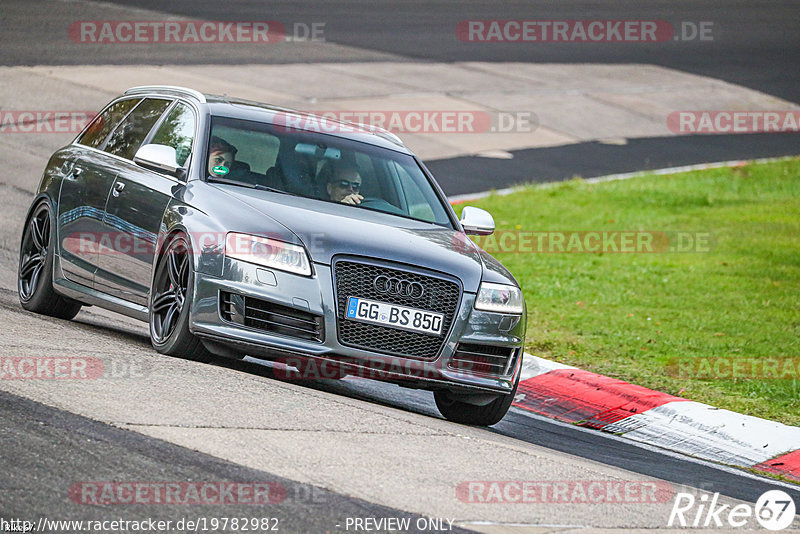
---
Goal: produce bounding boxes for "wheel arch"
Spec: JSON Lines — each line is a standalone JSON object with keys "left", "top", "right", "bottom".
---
{"left": 149, "top": 224, "right": 192, "bottom": 289}
{"left": 20, "top": 193, "right": 59, "bottom": 277}
{"left": 22, "top": 193, "right": 56, "bottom": 228}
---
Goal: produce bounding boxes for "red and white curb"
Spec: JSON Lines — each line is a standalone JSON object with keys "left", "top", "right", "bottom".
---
{"left": 512, "top": 354, "right": 800, "bottom": 482}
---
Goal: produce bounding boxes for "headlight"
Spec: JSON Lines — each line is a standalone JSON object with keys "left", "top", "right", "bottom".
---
{"left": 225, "top": 233, "right": 311, "bottom": 276}
{"left": 475, "top": 282, "right": 523, "bottom": 314}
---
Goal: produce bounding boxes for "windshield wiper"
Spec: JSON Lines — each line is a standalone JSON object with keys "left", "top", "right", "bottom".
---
{"left": 207, "top": 176, "right": 258, "bottom": 189}
{"left": 207, "top": 177, "right": 301, "bottom": 196}
{"left": 253, "top": 184, "right": 302, "bottom": 197}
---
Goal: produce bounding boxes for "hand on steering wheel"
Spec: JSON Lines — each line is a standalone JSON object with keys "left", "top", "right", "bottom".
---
{"left": 340, "top": 193, "right": 364, "bottom": 205}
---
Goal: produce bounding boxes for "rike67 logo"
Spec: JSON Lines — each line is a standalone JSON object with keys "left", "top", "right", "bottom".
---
{"left": 669, "top": 489, "right": 796, "bottom": 531}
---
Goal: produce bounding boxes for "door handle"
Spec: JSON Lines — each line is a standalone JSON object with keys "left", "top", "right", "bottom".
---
{"left": 112, "top": 181, "right": 125, "bottom": 197}
{"left": 62, "top": 162, "right": 83, "bottom": 181}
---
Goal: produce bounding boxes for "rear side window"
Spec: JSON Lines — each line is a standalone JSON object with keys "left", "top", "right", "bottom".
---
{"left": 149, "top": 102, "right": 196, "bottom": 166}
{"left": 104, "top": 98, "right": 171, "bottom": 160}
{"left": 210, "top": 124, "right": 280, "bottom": 173}
{"left": 77, "top": 98, "right": 140, "bottom": 149}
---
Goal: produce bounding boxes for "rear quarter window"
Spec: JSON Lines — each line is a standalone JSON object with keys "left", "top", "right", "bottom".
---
{"left": 77, "top": 98, "right": 141, "bottom": 149}
{"left": 104, "top": 98, "right": 172, "bottom": 160}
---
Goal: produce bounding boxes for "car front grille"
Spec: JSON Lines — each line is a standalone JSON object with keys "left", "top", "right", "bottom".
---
{"left": 333, "top": 260, "right": 461, "bottom": 360}
{"left": 448, "top": 343, "right": 519, "bottom": 376}
{"left": 220, "top": 291, "right": 324, "bottom": 342}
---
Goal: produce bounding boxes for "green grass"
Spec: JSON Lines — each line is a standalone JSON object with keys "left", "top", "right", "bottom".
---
{"left": 456, "top": 157, "right": 800, "bottom": 426}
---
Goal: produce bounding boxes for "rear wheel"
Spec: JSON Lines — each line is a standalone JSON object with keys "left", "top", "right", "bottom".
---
{"left": 149, "top": 234, "right": 212, "bottom": 362}
{"left": 434, "top": 373, "right": 520, "bottom": 426}
{"left": 18, "top": 201, "right": 82, "bottom": 320}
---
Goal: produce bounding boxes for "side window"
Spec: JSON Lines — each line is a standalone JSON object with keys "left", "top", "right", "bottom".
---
{"left": 210, "top": 125, "right": 280, "bottom": 174}
{"left": 77, "top": 98, "right": 140, "bottom": 149}
{"left": 149, "top": 103, "right": 196, "bottom": 166}
{"left": 354, "top": 151, "right": 389, "bottom": 200}
{"left": 354, "top": 152, "right": 377, "bottom": 186}
{"left": 104, "top": 98, "right": 171, "bottom": 160}
{"left": 393, "top": 162, "right": 436, "bottom": 222}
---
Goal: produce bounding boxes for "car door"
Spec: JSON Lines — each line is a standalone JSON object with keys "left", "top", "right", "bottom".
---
{"left": 95, "top": 100, "right": 196, "bottom": 305}
{"left": 57, "top": 97, "right": 140, "bottom": 286}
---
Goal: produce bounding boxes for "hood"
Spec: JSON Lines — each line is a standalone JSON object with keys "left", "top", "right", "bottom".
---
{"left": 213, "top": 185, "right": 488, "bottom": 290}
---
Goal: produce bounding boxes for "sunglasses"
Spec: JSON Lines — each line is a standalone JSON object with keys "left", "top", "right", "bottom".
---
{"left": 333, "top": 179, "right": 361, "bottom": 191}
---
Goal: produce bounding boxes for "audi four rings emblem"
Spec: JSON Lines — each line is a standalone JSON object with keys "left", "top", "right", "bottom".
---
{"left": 373, "top": 275, "right": 424, "bottom": 298}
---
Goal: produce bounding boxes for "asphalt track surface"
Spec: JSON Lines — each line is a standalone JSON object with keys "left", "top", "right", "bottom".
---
{"left": 1, "top": 284, "right": 799, "bottom": 530}
{"left": 3, "top": 1, "right": 798, "bottom": 102}
{"left": 1, "top": 0, "right": 798, "bottom": 192}
{"left": 430, "top": 132, "right": 800, "bottom": 196}
{"left": 1, "top": 390, "right": 474, "bottom": 534}
{"left": 1, "top": 1, "right": 799, "bottom": 531}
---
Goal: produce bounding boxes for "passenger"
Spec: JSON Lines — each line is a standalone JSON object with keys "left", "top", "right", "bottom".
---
{"left": 324, "top": 162, "right": 363, "bottom": 205}
{"left": 208, "top": 136, "right": 236, "bottom": 177}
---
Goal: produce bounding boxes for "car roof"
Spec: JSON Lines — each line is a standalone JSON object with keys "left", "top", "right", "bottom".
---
{"left": 124, "top": 85, "right": 412, "bottom": 155}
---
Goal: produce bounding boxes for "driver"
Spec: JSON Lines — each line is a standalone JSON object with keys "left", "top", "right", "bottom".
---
{"left": 208, "top": 136, "right": 236, "bottom": 177}
{"left": 325, "top": 162, "right": 363, "bottom": 205}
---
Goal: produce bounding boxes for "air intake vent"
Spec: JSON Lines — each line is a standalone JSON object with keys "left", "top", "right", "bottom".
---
{"left": 220, "top": 292, "right": 324, "bottom": 342}
{"left": 448, "top": 343, "right": 519, "bottom": 376}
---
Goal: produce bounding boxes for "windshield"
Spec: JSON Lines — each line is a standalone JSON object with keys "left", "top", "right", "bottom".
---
{"left": 206, "top": 116, "right": 453, "bottom": 227}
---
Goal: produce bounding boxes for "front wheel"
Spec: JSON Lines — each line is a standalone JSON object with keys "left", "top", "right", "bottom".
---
{"left": 18, "top": 201, "right": 82, "bottom": 320}
{"left": 149, "top": 234, "right": 212, "bottom": 362}
{"left": 434, "top": 373, "right": 520, "bottom": 426}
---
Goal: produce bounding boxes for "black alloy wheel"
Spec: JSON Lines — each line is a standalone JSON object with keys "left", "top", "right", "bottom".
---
{"left": 18, "top": 201, "right": 81, "bottom": 319}
{"left": 149, "top": 234, "right": 212, "bottom": 362}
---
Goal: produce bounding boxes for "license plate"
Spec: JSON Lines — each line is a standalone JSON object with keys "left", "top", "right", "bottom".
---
{"left": 345, "top": 297, "right": 444, "bottom": 336}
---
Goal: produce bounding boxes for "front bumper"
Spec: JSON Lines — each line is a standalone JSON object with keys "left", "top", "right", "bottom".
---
{"left": 189, "top": 257, "right": 526, "bottom": 395}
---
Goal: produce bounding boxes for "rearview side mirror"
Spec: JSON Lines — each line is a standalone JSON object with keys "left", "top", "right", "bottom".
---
{"left": 460, "top": 206, "right": 495, "bottom": 236}
{"left": 133, "top": 144, "right": 185, "bottom": 179}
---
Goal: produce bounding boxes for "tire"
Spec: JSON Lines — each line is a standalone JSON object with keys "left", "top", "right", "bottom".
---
{"left": 18, "top": 201, "right": 82, "bottom": 320}
{"left": 434, "top": 372, "right": 520, "bottom": 426}
{"left": 149, "top": 233, "right": 213, "bottom": 363}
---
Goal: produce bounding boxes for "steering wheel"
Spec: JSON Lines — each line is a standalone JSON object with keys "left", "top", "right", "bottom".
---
{"left": 358, "top": 197, "right": 405, "bottom": 216}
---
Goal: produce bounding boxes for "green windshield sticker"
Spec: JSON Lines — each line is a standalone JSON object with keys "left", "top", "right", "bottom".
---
{"left": 212, "top": 165, "right": 229, "bottom": 176}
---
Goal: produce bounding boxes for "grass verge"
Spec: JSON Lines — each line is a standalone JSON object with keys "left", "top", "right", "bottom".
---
{"left": 456, "top": 157, "right": 800, "bottom": 426}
